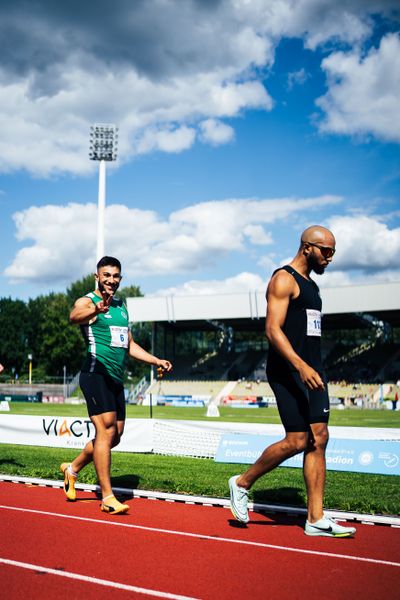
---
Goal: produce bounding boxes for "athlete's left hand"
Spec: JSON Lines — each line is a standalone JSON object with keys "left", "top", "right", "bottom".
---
{"left": 156, "top": 359, "right": 173, "bottom": 374}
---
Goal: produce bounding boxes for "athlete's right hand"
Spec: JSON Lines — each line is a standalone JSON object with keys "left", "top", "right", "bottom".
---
{"left": 298, "top": 363, "right": 325, "bottom": 391}
{"left": 95, "top": 292, "right": 112, "bottom": 314}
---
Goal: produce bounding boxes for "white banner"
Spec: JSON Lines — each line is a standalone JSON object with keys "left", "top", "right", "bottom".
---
{"left": 0, "top": 415, "right": 153, "bottom": 453}
{"left": 1, "top": 415, "right": 399, "bottom": 459}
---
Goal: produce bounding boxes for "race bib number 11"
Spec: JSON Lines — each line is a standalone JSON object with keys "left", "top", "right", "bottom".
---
{"left": 306, "top": 309, "right": 321, "bottom": 337}
{"left": 110, "top": 326, "right": 129, "bottom": 348}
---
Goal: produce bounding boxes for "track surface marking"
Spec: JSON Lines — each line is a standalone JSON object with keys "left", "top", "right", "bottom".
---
{"left": 1, "top": 482, "right": 399, "bottom": 599}
{"left": 0, "top": 558, "right": 199, "bottom": 600}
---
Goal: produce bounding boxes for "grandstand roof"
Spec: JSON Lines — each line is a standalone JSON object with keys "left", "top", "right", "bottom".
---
{"left": 127, "top": 281, "right": 400, "bottom": 331}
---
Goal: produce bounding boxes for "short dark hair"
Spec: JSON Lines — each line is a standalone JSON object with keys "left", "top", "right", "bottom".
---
{"left": 96, "top": 256, "right": 121, "bottom": 271}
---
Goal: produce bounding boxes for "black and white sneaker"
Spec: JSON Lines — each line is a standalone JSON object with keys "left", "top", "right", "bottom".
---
{"left": 305, "top": 514, "right": 356, "bottom": 537}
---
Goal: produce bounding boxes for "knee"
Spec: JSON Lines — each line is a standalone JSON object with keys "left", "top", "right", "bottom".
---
{"left": 102, "top": 423, "right": 117, "bottom": 442}
{"left": 284, "top": 434, "right": 308, "bottom": 454}
{"left": 310, "top": 426, "right": 329, "bottom": 450}
{"left": 315, "top": 431, "right": 329, "bottom": 450}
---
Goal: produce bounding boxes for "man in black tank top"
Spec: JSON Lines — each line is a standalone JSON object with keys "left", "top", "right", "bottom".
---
{"left": 229, "top": 225, "right": 356, "bottom": 538}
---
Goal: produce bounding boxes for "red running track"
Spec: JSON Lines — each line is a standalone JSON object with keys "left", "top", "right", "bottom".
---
{"left": 1, "top": 481, "right": 399, "bottom": 600}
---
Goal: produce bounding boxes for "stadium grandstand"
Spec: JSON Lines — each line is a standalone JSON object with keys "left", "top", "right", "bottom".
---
{"left": 126, "top": 281, "right": 400, "bottom": 408}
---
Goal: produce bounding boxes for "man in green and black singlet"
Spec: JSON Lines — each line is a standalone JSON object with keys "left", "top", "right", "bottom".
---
{"left": 60, "top": 256, "right": 172, "bottom": 515}
{"left": 229, "top": 226, "right": 356, "bottom": 538}
{"left": 80, "top": 289, "right": 130, "bottom": 383}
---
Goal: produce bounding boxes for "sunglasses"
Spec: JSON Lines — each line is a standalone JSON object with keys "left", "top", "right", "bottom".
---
{"left": 303, "top": 241, "right": 336, "bottom": 259}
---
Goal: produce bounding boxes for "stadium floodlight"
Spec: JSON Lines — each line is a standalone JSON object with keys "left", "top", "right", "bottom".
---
{"left": 89, "top": 123, "right": 118, "bottom": 261}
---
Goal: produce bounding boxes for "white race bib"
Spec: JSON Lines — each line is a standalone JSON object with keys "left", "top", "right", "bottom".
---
{"left": 110, "top": 326, "right": 129, "bottom": 348}
{"left": 306, "top": 309, "right": 321, "bottom": 337}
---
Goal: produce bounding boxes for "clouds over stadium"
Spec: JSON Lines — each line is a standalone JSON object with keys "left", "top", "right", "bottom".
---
{"left": 6, "top": 195, "right": 400, "bottom": 293}
{"left": 1, "top": 1, "right": 399, "bottom": 298}
{"left": 0, "top": 0, "right": 398, "bottom": 176}
{"left": 5, "top": 195, "right": 341, "bottom": 282}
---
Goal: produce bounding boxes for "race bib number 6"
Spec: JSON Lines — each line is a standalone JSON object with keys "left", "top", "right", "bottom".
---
{"left": 110, "top": 326, "right": 129, "bottom": 348}
{"left": 306, "top": 309, "right": 321, "bottom": 337}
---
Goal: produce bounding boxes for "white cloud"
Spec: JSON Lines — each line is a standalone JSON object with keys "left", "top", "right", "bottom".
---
{"left": 0, "top": 69, "right": 271, "bottom": 176}
{"left": 5, "top": 199, "right": 400, "bottom": 294}
{"left": 0, "top": 1, "right": 397, "bottom": 176}
{"left": 152, "top": 272, "right": 266, "bottom": 297}
{"left": 0, "top": 2, "right": 276, "bottom": 177}
{"left": 258, "top": 254, "right": 278, "bottom": 274}
{"left": 315, "top": 268, "right": 400, "bottom": 288}
{"left": 316, "top": 33, "right": 400, "bottom": 142}
{"left": 137, "top": 125, "right": 196, "bottom": 154}
{"left": 232, "top": 0, "right": 382, "bottom": 49}
{"left": 327, "top": 213, "right": 400, "bottom": 271}
{"left": 243, "top": 224, "right": 273, "bottom": 245}
{"left": 4, "top": 195, "right": 342, "bottom": 284}
{"left": 287, "top": 68, "right": 309, "bottom": 90}
{"left": 199, "top": 119, "right": 235, "bottom": 145}
{"left": 299, "top": 5, "right": 372, "bottom": 50}
{"left": 5, "top": 203, "right": 98, "bottom": 282}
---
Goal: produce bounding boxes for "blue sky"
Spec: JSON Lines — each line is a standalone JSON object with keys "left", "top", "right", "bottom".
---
{"left": 0, "top": 1, "right": 399, "bottom": 301}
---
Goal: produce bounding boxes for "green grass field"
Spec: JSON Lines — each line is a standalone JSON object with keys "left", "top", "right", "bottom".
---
{"left": 1, "top": 402, "right": 399, "bottom": 515}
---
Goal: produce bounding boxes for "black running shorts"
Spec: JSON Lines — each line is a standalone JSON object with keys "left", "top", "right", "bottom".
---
{"left": 267, "top": 370, "right": 330, "bottom": 432}
{"left": 79, "top": 372, "right": 126, "bottom": 421}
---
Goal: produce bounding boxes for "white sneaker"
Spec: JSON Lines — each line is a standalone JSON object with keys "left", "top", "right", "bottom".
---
{"left": 305, "top": 514, "right": 356, "bottom": 537}
{"left": 229, "top": 475, "right": 249, "bottom": 524}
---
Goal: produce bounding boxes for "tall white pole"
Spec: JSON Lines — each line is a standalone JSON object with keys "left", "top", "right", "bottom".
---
{"left": 90, "top": 123, "right": 118, "bottom": 262}
{"left": 96, "top": 159, "right": 106, "bottom": 261}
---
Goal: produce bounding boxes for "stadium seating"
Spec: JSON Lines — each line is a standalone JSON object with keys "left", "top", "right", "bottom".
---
{"left": 325, "top": 342, "right": 400, "bottom": 383}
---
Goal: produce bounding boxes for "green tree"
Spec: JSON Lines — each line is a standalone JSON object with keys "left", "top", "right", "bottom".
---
{"left": 66, "top": 274, "right": 95, "bottom": 304}
{"left": 0, "top": 298, "right": 30, "bottom": 375}
{"left": 27, "top": 295, "right": 50, "bottom": 370}
{"left": 118, "top": 284, "right": 143, "bottom": 302}
{"left": 0, "top": 276, "right": 145, "bottom": 381}
{"left": 38, "top": 293, "right": 85, "bottom": 376}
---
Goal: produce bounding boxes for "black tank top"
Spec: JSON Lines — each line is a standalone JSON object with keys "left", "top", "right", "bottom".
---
{"left": 266, "top": 265, "right": 323, "bottom": 375}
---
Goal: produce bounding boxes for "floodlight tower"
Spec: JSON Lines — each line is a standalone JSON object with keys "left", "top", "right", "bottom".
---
{"left": 89, "top": 123, "right": 118, "bottom": 261}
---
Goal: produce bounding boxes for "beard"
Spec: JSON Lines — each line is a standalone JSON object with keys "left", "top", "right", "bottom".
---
{"left": 308, "top": 253, "right": 326, "bottom": 275}
{"left": 98, "top": 281, "right": 117, "bottom": 296}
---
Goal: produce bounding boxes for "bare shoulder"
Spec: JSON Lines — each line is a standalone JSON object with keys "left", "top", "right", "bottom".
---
{"left": 73, "top": 295, "right": 94, "bottom": 308}
{"left": 69, "top": 294, "right": 98, "bottom": 325}
{"left": 267, "top": 269, "right": 298, "bottom": 299}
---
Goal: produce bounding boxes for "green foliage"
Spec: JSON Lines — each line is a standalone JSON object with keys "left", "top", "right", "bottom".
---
{"left": 37, "top": 293, "right": 85, "bottom": 375}
{"left": 118, "top": 284, "right": 143, "bottom": 302}
{"left": 66, "top": 274, "right": 96, "bottom": 304}
{"left": 0, "top": 274, "right": 145, "bottom": 380}
{"left": 0, "top": 297, "right": 30, "bottom": 374}
{"left": 27, "top": 295, "right": 49, "bottom": 363}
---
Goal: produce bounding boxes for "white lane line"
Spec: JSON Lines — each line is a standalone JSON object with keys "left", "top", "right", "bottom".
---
{"left": 1, "top": 504, "right": 399, "bottom": 569}
{"left": 2, "top": 475, "right": 399, "bottom": 527}
{"left": 0, "top": 557, "right": 200, "bottom": 600}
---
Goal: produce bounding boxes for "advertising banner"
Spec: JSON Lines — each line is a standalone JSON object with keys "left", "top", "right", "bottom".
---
{"left": 0, "top": 415, "right": 153, "bottom": 453}
{"left": 215, "top": 433, "right": 400, "bottom": 476}
{"left": 145, "top": 394, "right": 208, "bottom": 407}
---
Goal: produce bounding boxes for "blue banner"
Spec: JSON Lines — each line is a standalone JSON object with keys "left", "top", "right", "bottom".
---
{"left": 152, "top": 395, "right": 206, "bottom": 407}
{"left": 215, "top": 433, "right": 400, "bottom": 475}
